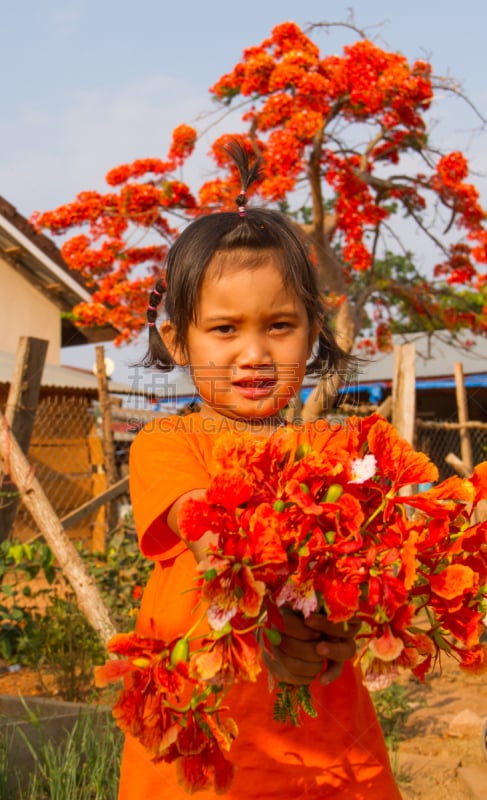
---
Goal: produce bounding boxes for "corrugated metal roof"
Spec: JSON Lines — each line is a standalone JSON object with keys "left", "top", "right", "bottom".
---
{"left": 0, "top": 351, "right": 132, "bottom": 394}
{"left": 357, "top": 333, "right": 487, "bottom": 383}
{"left": 0, "top": 195, "right": 117, "bottom": 346}
{"left": 139, "top": 367, "right": 197, "bottom": 404}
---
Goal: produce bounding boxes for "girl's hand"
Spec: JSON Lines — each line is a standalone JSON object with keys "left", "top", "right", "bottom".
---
{"left": 305, "top": 613, "right": 360, "bottom": 686}
{"left": 262, "top": 610, "right": 359, "bottom": 687}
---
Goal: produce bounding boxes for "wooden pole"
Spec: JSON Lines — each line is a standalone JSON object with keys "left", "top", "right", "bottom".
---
{"left": 61, "top": 476, "right": 129, "bottom": 531}
{"left": 377, "top": 394, "right": 393, "bottom": 419}
{"left": 454, "top": 362, "right": 474, "bottom": 475}
{"left": 95, "top": 346, "right": 118, "bottom": 537}
{"left": 445, "top": 452, "right": 471, "bottom": 478}
{"left": 88, "top": 423, "right": 108, "bottom": 551}
{"left": 392, "top": 342, "right": 416, "bottom": 445}
{"left": 0, "top": 411, "right": 117, "bottom": 647}
{"left": 392, "top": 343, "right": 416, "bottom": 496}
{"left": 0, "top": 337, "right": 48, "bottom": 540}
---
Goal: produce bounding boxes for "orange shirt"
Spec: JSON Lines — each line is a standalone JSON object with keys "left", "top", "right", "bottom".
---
{"left": 119, "top": 414, "right": 402, "bottom": 799}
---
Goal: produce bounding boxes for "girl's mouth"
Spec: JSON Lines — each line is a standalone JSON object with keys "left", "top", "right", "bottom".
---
{"left": 233, "top": 379, "right": 277, "bottom": 399}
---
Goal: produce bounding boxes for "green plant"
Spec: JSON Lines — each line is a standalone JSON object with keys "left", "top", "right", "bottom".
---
{"left": 22, "top": 595, "right": 106, "bottom": 702}
{"left": 15, "top": 708, "right": 122, "bottom": 799}
{"left": 371, "top": 682, "right": 412, "bottom": 753}
{"left": 0, "top": 531, "right": 152, "bottom": 702}
{"left": 82, "top": 528, "right": 152, "bottom": 631}
{"left": 0, "top": 726, "right": 13, "bottom": 800}
{"left": 0, "top": 541, "right": 57, "bottom": 661}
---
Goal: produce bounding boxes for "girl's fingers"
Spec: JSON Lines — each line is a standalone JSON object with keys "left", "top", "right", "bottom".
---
{"left": 305, "top": 614, "right": 361, "bottom": 640}
{"left": 262, "top": 649, "right": 321, "bottom": 685}
{"left": 262, "top": 610, "right": 359, "bottom": 687}
{"left": 316, "top": 636, "right": 357, "bottom": 663}
{"left": 280, "top": 609, "right": 321, "bottom": 641}
{"left": 278, "top": 634, "right": 323, "bottom": 664}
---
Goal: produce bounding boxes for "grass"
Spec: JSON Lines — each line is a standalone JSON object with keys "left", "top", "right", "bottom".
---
{"left": 371, "top": 682, "right": 412, "bottom": 753}
{"left": 370, "top": 681, "right": 414, "bottom": 784}
{"left": 0, "top": 707, "right": 123, "bottom": 800}
{"left": 0, "top": 729, "right": 12, "bottom": 800}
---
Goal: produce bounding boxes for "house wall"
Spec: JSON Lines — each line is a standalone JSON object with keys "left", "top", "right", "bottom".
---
{"left": 0, "top": 258, "right": 61, "bottom": 363}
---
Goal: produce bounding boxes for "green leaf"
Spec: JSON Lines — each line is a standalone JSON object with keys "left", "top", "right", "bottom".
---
{"left": 273, "top": 683, "right": 317, "bottom": 726}
{"left": 8, "top": 544, "right": 24, "bottom": 564}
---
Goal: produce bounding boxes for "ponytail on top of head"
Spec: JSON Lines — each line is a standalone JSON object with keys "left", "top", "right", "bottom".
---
{"left": 223, "top": 138, "right": 264, "bottom": 219}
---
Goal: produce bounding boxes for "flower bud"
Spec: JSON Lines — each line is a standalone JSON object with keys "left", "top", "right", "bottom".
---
{"left": 264, "top": 627, "right": 282, "bottom": 645}
{"left": 324, "top": 483, "right": 343, "bottom": 503}
{"left": 170, "top": 638, "right": 189, "bottom": 666}
{"left": 295, "top": 443, "right": 312, "bottom": 460}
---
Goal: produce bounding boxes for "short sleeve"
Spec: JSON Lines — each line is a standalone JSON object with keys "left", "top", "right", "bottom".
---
{"left": 129, "top": 416, "right": 211, "bottom": 560}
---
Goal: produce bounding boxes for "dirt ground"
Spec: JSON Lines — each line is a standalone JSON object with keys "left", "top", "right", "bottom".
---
{"left": 0, "top": 656, "right": 486, "bottom": 798}
{"left": 395, "top": 658, "right": 487, "bottom": 799}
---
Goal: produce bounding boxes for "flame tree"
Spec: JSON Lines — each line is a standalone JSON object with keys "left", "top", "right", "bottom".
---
{"left": 33, "top": 21, "right": 487, "bottom": 418}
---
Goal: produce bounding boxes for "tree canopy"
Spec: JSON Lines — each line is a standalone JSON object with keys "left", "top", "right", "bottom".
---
{"left": 34, "top": 20, "right": 487, "bottom": 376}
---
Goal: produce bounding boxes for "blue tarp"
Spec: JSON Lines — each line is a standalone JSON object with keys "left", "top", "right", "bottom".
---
{"left": 155, "top": 374, "right": 487, "bottom": 409}
{"left": 338, "top": 373, "right": 487, "bottom": 403}
{"left": 302, "top": 373, "right": 487, "bottom": 404}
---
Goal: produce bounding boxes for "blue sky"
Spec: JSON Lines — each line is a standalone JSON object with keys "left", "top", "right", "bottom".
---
{"left": 1, "top": 0, "right": 486, "bottom": 383}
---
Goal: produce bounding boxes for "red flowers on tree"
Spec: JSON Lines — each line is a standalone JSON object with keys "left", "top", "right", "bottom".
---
{"left": 205, "top": 24, "right": 487, "bottom": 366}
{"left": 31, "top": 126, "right": 198, "bottom": 344}
{"left": 32, "top": 20, "right": 487, "bottom": 367}
{"left": 96, "top": 417, "right": 487, "bottom": 794}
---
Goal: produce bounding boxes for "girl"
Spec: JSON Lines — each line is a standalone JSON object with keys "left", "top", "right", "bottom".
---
{"left": 120, "top": 143, "right": 402, "bottom": 799}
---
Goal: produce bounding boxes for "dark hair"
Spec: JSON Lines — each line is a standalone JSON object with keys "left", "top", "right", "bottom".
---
{"left": 144, "top": 140, "right": 351, "bottom": 376}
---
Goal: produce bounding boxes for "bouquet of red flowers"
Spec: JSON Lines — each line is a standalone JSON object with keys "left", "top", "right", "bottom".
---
{"left": 96, "top": 414, "right": 487, "bottom": 794}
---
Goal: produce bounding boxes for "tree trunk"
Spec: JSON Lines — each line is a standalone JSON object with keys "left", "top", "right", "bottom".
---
{"left": 301, "top": 297, "right": 358, "bottom": 422}
{"left": 300, "top": 155, "right": 361, "bottom": 421}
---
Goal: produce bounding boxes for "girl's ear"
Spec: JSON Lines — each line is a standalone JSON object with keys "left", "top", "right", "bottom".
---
{"left": 159, "top": 321, "right": 188, "bottom": 366}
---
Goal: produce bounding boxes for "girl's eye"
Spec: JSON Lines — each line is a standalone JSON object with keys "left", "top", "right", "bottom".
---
{"left": 271, "top": 321, "right": 292, "bottom": 331}
{"left": 212, "top": 325, "right": 234, "bottom": 334}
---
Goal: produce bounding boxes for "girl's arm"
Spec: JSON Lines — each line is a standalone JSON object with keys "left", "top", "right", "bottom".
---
{"left": 169, "top": 491, "right": 357, "bottom": 686}
{"left": 168, "top": 488, "right": 216, "bottom": 560}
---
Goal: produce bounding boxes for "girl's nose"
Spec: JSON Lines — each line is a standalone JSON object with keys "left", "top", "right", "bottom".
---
{"left": 236, "top": 335, "right": 273, "bottom": 367}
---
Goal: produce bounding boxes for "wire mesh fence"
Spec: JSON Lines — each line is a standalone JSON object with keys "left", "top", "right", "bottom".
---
{"left": 416, "top": 420, "right": 487, "bottom": 482}
{"left": 2, "top": 394, "right": 109, "bottom": 546}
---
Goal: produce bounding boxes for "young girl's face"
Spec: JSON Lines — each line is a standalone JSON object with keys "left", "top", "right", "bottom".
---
{"left": 180, "top": 255, "right": 317, "bottom": 424}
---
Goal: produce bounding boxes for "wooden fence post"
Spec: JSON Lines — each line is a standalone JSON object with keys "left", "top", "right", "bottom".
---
{"left": 392, "top": 343, "right": 416, "bottom": 496}
{"left": 0, "top": 411, "right": 116, "bottom": 647}
{"left": 454, "top": 362, "right": 474, "bottom": 475}
{"left": 95, "top": 346, "right": 118, "bottom": 541}
{"left": 0, "top": 337, "right": 48, "bottom": 540}
{"left": 392, "top": 342, "right": 416, "bottom": 445}
{"left": 88, "top": 424, "right": 108, "bottom": 551}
